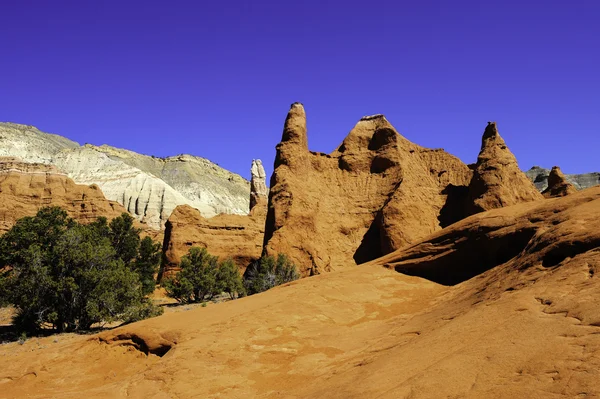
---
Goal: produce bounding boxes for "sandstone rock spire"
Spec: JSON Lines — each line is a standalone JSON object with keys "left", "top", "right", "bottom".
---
{"left": 250, "top": 159, "right": 268, "bottom": 210}
{"left": 542, "top": 166, "right": 576, "bottom": 198}
{"left": 465, "top": 122, "right": 543, "bottom": 215}
{"left": 274, "top": 103, "right": 308, "bottom": 170}
{"left": 263, "top": 105, "right": 471, "bottom": 276}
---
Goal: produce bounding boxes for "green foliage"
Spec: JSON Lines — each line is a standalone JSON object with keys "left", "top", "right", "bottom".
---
{"left": 109, "top": 213, "right": 141, "bottom": 263}
{"left": 0, "top": 207, "right": 162, "bottom": 333}
{"left": 133, "top": 237, "right": 162, "bottom": 295}
{"left": 243, "top": 254, "right": 300, "bottom": 295}
{"left": 164, "top": 249, "right": 246, "bottom": 303}
{"left": 163, "top": 247, "right": 219, "bottom": 303}
{"left": 217, "top": 258, "right": 245, "bottom": 300}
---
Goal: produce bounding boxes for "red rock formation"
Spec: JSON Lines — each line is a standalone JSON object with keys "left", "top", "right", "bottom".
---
{"left": 465, "top": 122, "right": 543, "bottom": 215}
{"left": 370, "top": 185, "right": 600, "bottom": 286}
{"left": 263, "top": 104, "right": 472, "bottom": 276}
{"left": 542, "top": 166, "right": 576, "bottom": 198}
{"left": 0, "top": 158, "right": 128, "bottom": 233}
{"left": 160, "top": 160, "right": 268, "bottom": 278}
{"left": 161, "top": 203, "right": 265, "bottom": 278}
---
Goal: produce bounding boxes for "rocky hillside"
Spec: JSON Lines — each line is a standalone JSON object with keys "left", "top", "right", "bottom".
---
{"left": 0, "top": 157, "right": 128, "bottom": 233}
{"left": 526, "top": 165, "right": 600, "bottom": 191}
{"left": 0, "top": 123, "right": 251, "bottom": 229}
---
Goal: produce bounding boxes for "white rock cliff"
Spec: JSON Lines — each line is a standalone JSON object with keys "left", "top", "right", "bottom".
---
{"left": 0, "top": 122, "right": 251, "bottom": 229}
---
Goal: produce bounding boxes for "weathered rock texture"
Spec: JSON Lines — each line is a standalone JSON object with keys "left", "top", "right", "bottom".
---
{"left": 370, "top": 186, "right": 600, "bottom": 287}
{"left": 263, "top": 104, "right": 472, "bottom": 276}
{"left": 161, "top": 203, "right": 265, "bottom": 278}
{"left": 250, "top": 159, "right": 268, "bottom": 210}
{"left": 0, "top": 122, "right": 251, "bottom": 229}
{"left": 0, "top": 157, "right": 127, "bottom": 233}
{"left": 6, "top": 186, "right": 600, "bottom": 398}
{"left": 542, "top": 166, "right": 577, "bottom": 198}
{"left": 161, "top": 160, "right": 268, "bottom": 277}
{"left": 465, "top": 122, "right": 543, "bottom": 215}
{"left": 526, "top": 165, "right": 600, "bottom": 191}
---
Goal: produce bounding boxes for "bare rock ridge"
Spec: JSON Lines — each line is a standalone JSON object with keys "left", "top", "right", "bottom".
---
{"left": 542, "top": 166, "right": 577, "bottom": 198}
{"left": 161, "top": 160, "right": 268, "bottom": 277}
{"left": 526, "top": 165, "right": 600, "bottom": 191}
{"left": 370, "top": 185, "right": 600, "bottom": 286}
{"left": 263, "top": 103, "right": 472, "bottom": 276}
{"left": 465, "top": 121, "right": 543, "bottom": 215}
{"left": 0, "top": 157, "right": 129, "bottom": 233}
{"left": 250, "top": 159, "right": 268, "bottom": 210}
{"left": 0, "top": 122, "right": 251, "bottom": 229}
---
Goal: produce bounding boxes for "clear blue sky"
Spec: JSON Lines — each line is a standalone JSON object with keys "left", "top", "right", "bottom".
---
{"left": 1, "top": 1, "right": 598, "bottom": 179}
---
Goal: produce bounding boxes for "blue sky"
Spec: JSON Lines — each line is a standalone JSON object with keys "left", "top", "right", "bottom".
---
{"left": 1, "top": 1, "right": 598, "bottom": 179}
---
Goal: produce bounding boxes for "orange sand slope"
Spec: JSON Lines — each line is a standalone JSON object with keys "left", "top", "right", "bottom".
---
{"left": 3, "top": 189, "right": 600, "bottom": 398}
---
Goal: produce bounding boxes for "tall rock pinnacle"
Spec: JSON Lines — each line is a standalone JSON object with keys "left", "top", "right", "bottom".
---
{"left": 542, "top": 166, "right": 576, "bottom": 198}
{"left": 274, "top": 103, "right": 308, "bottom": 170}
{"left": 466, "top": 122, "right": 543, "bottom": 215}
{"left": 250, "top": 159, "right": 268, "bottom": 210}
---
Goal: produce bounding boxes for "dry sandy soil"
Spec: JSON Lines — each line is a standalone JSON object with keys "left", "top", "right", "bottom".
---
{"left": 2, "top": 188, "right": 600, "bottom": 398}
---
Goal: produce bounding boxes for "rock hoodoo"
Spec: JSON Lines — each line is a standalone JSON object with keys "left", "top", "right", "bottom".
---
{"left": 526, "top": 165, "right": 600, "bottom": 191}
{"left": 542, "top": 166, "right": 577, "bottom": 198}
{"left": 250, "top": 159, "right": 268, "bottom": 210}
{"left": 262, "top": 103, "right": 472, "bottom": 276}
{"left": 465, "top": 122, "right": 543, "bottom": 215}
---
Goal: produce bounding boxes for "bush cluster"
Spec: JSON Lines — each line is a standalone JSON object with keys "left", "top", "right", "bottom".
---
{"left": 243, "top": 253, "right": 300, "bottom": 295}
{"left": 163, "top": 247, "right": 244, "bottom": 303}
{"left": 0, "top": 207, "right": 163, "bottom": 333}
{"left": 164, "top": 249, "right": 300, "bottom": 303}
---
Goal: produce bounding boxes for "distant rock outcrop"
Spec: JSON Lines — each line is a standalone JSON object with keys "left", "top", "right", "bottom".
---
{"left": 465, "top": 122, "right": 543, "bottom": 215}
{"left": 0, "top": 157, "right": 128, "bottom": 233}
{"left": 525, "top": 165, "right": 600, "bottom": 192}
{"left": 250, "top": 159, "right": 268, "bottom": 210}
{"left": 161, "top": 160, "right": 268, "bottom": 278}
{"left": 0, "top": 122, "right": 251, "bottom": 229}
{"left": 542, "top": 166, "right": 577, "bottom": 198}
{"left": 262, "top": 103, "right": 471, "bottom": 276}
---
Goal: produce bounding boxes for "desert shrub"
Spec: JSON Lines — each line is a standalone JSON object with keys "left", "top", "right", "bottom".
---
{"left": 0, "top": 207, "right": 162, "bottom": 333}
{"left": 163, "top": 247, "right": 220, "bottom": 303}
{"left": 133, "top": 237, "right": 162, "bottom": 295}
{"left": 217, "top": 258, "right": 245, "bottom": 299}
{"left": 243, "top": 254, "right": 300, "bottom": 295}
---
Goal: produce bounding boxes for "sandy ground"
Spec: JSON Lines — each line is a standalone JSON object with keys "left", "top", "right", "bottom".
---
{"left": 2, "top": 258, "right": 600, "bottom": 398}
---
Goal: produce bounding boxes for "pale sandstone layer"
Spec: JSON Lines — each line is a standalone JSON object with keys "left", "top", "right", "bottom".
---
{"left": 2, "top": 187, "right": 600, "bottom": 397}
{"left": 0, "top": 122, "right": 251, "bottom": 229}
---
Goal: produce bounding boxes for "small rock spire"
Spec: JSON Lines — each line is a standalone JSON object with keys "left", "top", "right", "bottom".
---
{"left": 542, "top": 166, "right": 576, "bottom": 198}
{"left": 281, "top": 103, "right": 308, "bottom": 149}
{"left": 250, "top": 159, "right": 268, "bottom": 210}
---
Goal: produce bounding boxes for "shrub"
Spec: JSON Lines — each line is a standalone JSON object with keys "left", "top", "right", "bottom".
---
{"left": 163, "top": 247, "right": 219, "bottom": 303}
{"left": 0, "top": 207, "right": 162, "bottom": 333}
{"left": 217, "top": 258, "right": 245, "bottom": 299}
{"left": 243, "top": 254, "right": 300, "bottom": 295}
